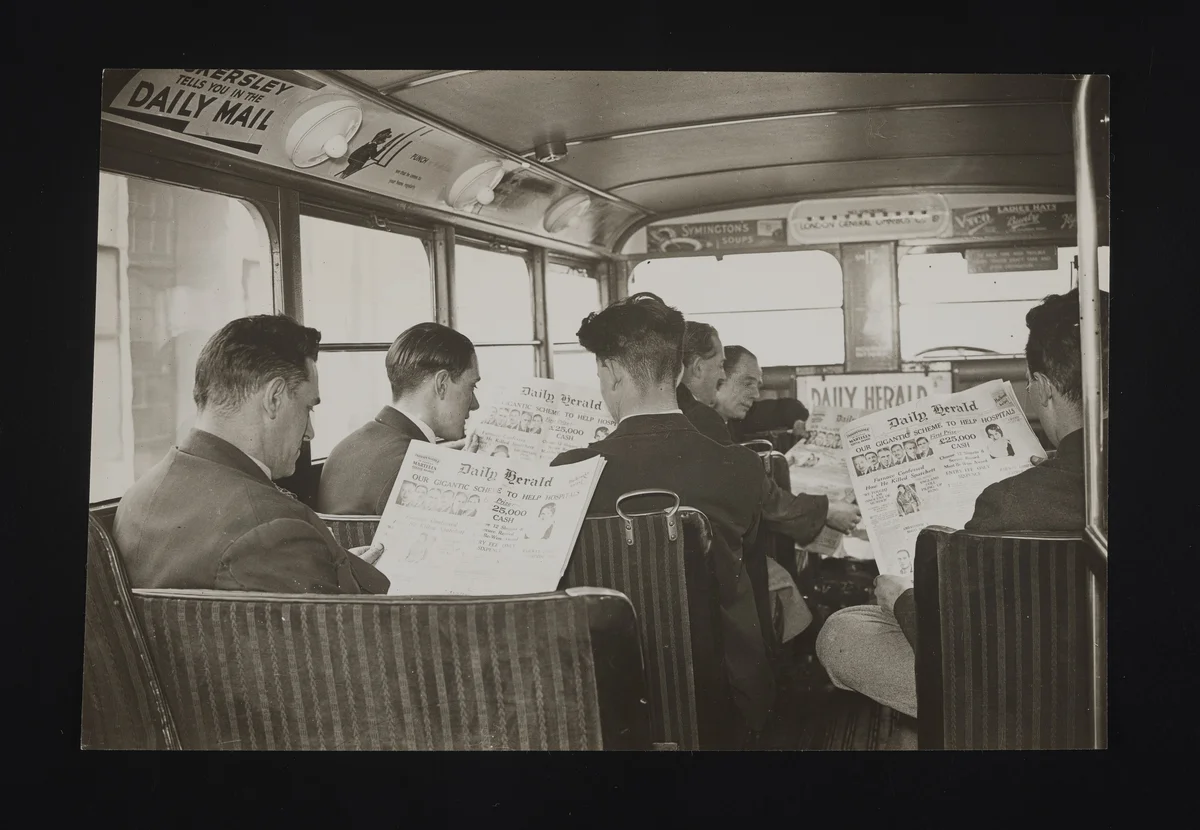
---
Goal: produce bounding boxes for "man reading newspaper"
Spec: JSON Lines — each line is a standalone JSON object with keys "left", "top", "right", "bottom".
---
{"left": 461, "top": 377, "right": 617, "bottom": 464}
{"left": 815, "top": 289, "right": 1109, "bottom": 736}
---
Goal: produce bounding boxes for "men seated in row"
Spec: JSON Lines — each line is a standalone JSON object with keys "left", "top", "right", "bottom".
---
{"left": 815, "top": 288, "right": 1109, "bottom": 725}
{"left": 114, "top": 315, "right": 390, "bottom": 594}
{"left": 678, "top": 321, "right": 860, "bottom": 645}
{"left": 680, "top": 325, "right": 860, "bottom": 540}
{"left": 550, "top": 294, "right": 823, "bottom": 744}
{"left": 316, "top": 323, "right": 480, "bottom": 516}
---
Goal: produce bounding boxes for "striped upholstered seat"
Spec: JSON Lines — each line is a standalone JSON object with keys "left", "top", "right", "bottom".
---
{"left": 82, "top": 505, "right": 180, "bottom": 749}
{"left": 132, "top": 586, "right": 645, "bottom": 750}
{"left": 913, "top": 527, "right": 1105, "bottom": 749}
{"left": 84, "top": 507, "right": 650, "bottom": 750}
{"left": 562, "top": 497, "right": 734, "bottom": 750}
{"left": 317, "top": 514, "right": 381, "bottom": 549}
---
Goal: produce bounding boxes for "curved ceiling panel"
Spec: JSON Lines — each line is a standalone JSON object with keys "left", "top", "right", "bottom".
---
{"left": 615, "top": 155, "right": 1074, "bottom": 215}
{"left": 337, "top": 70, "right": 443, "bottom": 89}
{"left": 553, "top": 103, "right": 1072, "bottom": 190}
{"left": 390, "top": 71, "right": 1075, "bottom": 153}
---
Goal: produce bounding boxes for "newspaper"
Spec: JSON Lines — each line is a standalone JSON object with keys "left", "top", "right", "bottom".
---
{"left": 371, "top": 441, "right": 607, "bottom": 596}
{"left": 463, "top": 377, "right": 617, "bottom": 463}
{"left": 783, "top": 406, "right": 873, "bottom": 559}
{"left": 842, "top": 380, "right": 1044, "bottom": 577}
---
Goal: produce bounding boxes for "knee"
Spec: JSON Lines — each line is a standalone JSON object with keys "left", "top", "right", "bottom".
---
{"left": 816, "top": 606, "right": 866, "bottom": 680}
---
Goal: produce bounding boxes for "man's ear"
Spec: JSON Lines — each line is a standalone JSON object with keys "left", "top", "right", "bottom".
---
{"left": 715, "top": 375, "right": 728, "bottom": 391}
{"left": 433, "top": 369, "right": 450, "bottom": 399}
{"left": 263, "top": 377, "right": 288, "bottom": 419}
{"left": 1029, "top": 372, "right": 1052, "bottom": 406}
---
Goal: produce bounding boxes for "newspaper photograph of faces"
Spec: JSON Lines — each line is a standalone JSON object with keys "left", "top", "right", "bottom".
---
{"left": 462, "top": 377, "right": 617, "bottom": 464}
{"left": 840, "top": 380, "right": 1043, "bottom": 577}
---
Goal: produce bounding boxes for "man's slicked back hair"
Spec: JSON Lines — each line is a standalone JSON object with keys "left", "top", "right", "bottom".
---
{"left": 576, "top": 292, "right": 685, "bottom": 388}
{"left": 193, "top": 314, "right": 321, "bottom": 412}
{"left": 385, "top": 322, "right": 476, "bottom": 399}
{"left": 722, "top": 344, "right": 756, "bottom": 376}
{"left": 682, "top": 320, "right": 720, "bottom": 368}
{"left": 1024, "top": 288, "right": 1109, "bottom": 406}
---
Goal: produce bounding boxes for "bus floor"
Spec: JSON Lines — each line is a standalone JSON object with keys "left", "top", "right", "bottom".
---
{"left": 760, "top": 556, "right": 917, "bottom": 751}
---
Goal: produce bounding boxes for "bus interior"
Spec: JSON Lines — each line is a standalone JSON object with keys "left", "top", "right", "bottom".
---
{"left": 87, "top": 69, "right": 1109, "bottom": 750}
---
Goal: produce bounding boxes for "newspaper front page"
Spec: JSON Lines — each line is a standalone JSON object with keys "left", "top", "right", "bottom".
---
{"left": 842, "top": 380, "right": 1044, "bottom": 577}
{"left": 463, "top": 377, "right": 617, "bottom": 463}
{"left": 371, "top": 442, "right": 606, "bottom": 596}
{"left": 784, "top": 405, "right": 872, "bottom": 558}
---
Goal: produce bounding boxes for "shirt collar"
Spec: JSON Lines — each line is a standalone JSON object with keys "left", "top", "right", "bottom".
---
{"left": 391, "top": 404, "right": 438, "bottom": 444}
{"left": 246, "top": 453, "right": 272, "bottom": 480}
{"left": 618, "top": 408, "right": 683, "bottom": 424}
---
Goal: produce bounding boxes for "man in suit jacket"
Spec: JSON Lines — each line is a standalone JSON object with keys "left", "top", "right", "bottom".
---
{"left": 316, "top": 323, "right": 480, "bottom": 515}
{"left": 114, "top": 315, "right": 390, "bottom": 594}
{"left": 816, "top": 288, "right": 1110, "bottom": 726}
{"left": 551, "top": 294, "right": 782, "bottom": 744}
{"left": 679, "top": 324, "right": 860, "bottom": 656}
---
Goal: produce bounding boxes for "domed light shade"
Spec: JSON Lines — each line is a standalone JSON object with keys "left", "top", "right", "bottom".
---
{"left": 446, "top": 161, "right": 507, "bottom": 211}
{"left": 543, "top": 193, "right": 592, "bottom": 234}
{"left": 284, "top": 97, "right": 363, "bottom": 168}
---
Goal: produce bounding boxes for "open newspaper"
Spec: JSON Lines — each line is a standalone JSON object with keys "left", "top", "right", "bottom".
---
{"left": 842, "top": 379, "right": 1044, "bottom": 577}
{"left": 783, "top": 405, "right": 872, "bottom": 559}
{"left": 370, "top": 441, "right": 606, "bottom": 596}
{"left": 463, "top": 377, "right": 617, "bottom": 463}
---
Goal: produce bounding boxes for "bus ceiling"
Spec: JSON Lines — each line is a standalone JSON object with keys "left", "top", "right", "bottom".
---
{"left": 100, "top": 71, "right": 1106, "bottom": 259}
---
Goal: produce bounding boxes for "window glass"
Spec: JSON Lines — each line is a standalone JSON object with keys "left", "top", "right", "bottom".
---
{"left": 546, "top": 261, "right": 602, "bottom": 384}
{"left": 300, "top": 215, "right": 432, "bottom": 343}
{"left": 309, "top": 351, "right": 394, "bottom": 459}
{"left": 91, "top": 172, "right": 274, "bottom": 502}
{"left": 898, "top": 246, "right": 1110, "bottom": 360}
{"left": 629, "top": 250, "right": 845, "bottom": 366}
{"left": 900, "top": 302, "right": 1042, "bottom": 359}
{"left": 690, "top": 309, "right": 845, "bottom": 367}
{"left": 629, "top": 250, "right": 843, "bottom": 313}
{"left": 475, "top": 345, "right": 537, "bottom": 382}
{"left": 551, "top": 346, "right": 601, "bottom": 390}
{"left": 453, "top": 245, "right": 533, "bottom": 343}
{"left": 547, "top": 262, "right": 600, "bottom": 343}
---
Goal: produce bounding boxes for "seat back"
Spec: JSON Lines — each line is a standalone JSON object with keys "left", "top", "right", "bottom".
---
{"left": 317, "top": 513, "right": 381, "bottom": 549}
{"left": 82, "top": 504, "right": 179, "bottom": 749}
{"left": 131, "top": 586, "right": 647, "bottom": 750}
{"left": 913, "top": 527, "right": 1104, "bottom": 749}
{"left": 561, "top": 495, "right": 731, "bottom": 750}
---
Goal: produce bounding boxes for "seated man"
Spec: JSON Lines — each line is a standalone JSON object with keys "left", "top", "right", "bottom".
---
{"left": 551, "top": 294, "right": 781, "bottom": 743}
{"left": 317, "top": 322, "right": 480, "bottom": 515}
{"left": 114, "top": 315, "right": 389, "bottom": 594}
{"left": 679, "top": 323, "right": 861, "bottom": 643}
{"left": 816, "top": 288, "right": 1109, "bottom": 727}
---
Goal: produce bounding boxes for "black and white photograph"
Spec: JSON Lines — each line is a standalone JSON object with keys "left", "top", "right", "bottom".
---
{"left": 80, "top": 67, "right": 1109, "bottom": 754}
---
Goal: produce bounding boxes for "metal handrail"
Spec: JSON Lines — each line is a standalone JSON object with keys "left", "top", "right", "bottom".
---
{"left": 1072, "top": 73, "right": 1107, "bottom": 751}
{"left": 1073, "top": 74, "right": 1108, "bottom": 561}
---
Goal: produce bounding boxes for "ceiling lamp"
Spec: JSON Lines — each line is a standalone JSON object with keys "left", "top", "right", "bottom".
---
{"left": 284, "top": 96, "right": 363, "bottom": 168}
{"left": 446, "top": 160, "right": 507, "bottom": 211}
{"left": 543, "top": 193, "right": 592, "bottom": 234}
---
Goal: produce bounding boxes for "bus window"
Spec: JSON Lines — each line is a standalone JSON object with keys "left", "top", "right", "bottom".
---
{"left": 91, "top": 172, "right": 273, "bottom": 502}
{"left": 897, "top": 246, "right": 1107, "bottom": 360}
{"left": 453, "top": 245, "right": 537, "bottom": 381}
{"left": 301, "top": 216, "right": 433, "bottom": 460}
{"left": 628, "top": 250, "right": 845, "bottom": 366}
{"left": 546, "top": 261, "right": 602, "bottom": 386}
